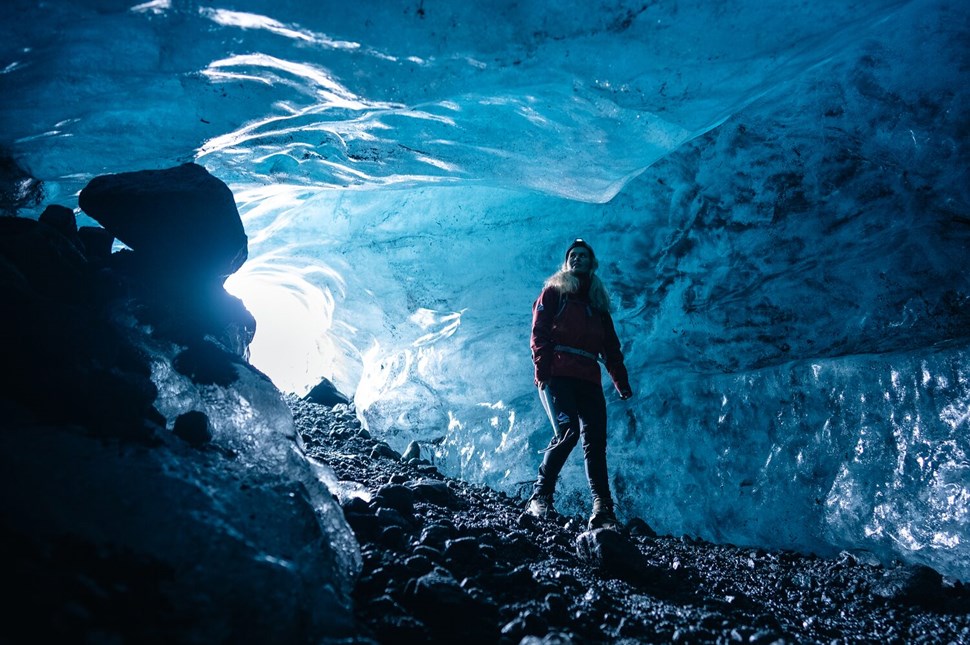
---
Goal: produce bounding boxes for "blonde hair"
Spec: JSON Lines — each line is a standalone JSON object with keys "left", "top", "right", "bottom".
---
{"left": 544, "top": 270, "right": 612, "bottom": 312}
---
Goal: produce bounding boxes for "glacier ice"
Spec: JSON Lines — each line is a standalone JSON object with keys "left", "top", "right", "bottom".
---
{"left": 145, "top": 332, "right": 362, "bottom": 584}
{"left": 2, "top": 0, "right": 969, "bottom": 580}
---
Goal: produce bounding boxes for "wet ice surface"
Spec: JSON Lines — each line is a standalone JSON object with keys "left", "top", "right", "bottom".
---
{"left": 289, "top": 396, "right": 970, "bottom": 644}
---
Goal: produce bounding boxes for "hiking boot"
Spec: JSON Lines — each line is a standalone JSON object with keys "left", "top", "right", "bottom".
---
{"left": 588, "top": 500, "right": 619, "bottom": 531}
{"left": 526, "top": 493, "right": 555, "bottom": 518}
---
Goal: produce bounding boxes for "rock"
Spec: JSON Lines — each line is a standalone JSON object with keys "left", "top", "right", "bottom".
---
{"left": 409, "top": 479, "right": 462, "bottom": 508}
{"left": 401, "top": 440, "right": 421, "bottom": 461}
{"left": 373, "top": 484, "right": 416, "bottom": 517}
{"left": 172, "top": 341, "right": 242, "bottom": 386}
{"left": 575, "top": 528, "right": 659, "bottom": 584}
{"left": 517, "top": 511, "right": 538, "bottom": 530}
{"left": 343, "top": 509, "right": 383, "bottom": 542}
{"left": 364, "top": 595, "right": 429, "bottom": 642}
{"left": 501, "top": 610, "right": 547, "bottom": 640}
{"left": 412, "top": 545, "right": 443, "bottom": 562}
{"left": 303, "top": 377, "right": 351, "bottom": 406}
{"left": 76, "top": 164, "right": 255, "bottom": 356}
{"left": 480, "top": 564, "right": 536, "bottom": 589}
{"left": 138, "top": 284, "right": 255, "bottom": 359}
{"left": 0, "top": 216, "right": 159, "bottom": 435}
{"left": 418, "top": 523, "right": 455, "bottom": 548}
{"left": 519, "top": 632, "right": 577, "bottom": 644}
{"left": 378, "top": 524, "right": 409, "bottom": 550}
{"left": 38, "top": 204, "right": 79, "bottom": 242}
{"left": 873, "top": 564, "right": 944, "bottom": 605}
{"left": 403, "top": 569, "right": 499, "bottom": 643}
{"left": 404, "top": 554, "right": 434, "bottom": 575}
{"left": 414, "top": 463, "right": 440, "bottom": 476}
{"left": 370, "top": 442, "right": 401, "bottom": 460}
{"left": 543, "top": 592, "right": 570, "bottom": 620}
{"left": 173, "top": 410, "right": 212, "bottom": 447}
{"left": 375, "top": 506, "right": 412, "bottom": 530}
{"left": 78, "top": 162, "right": 247, "bottom": 283}
{"left": 288, "top": 392, "right": 970, "bottom": 644}
{"left": 77, "top": 226, "right": 114, "bottom": 262}
{"left": 0, "top": 423, "right": 359, "bottom": 643}
{"left": 443, "top": 536, "right": 483, "bottom": 566}
{"left": 625, "top": 517, "right": 658, "bottom": 538}
{"left": 341, "top": 496, "right": 370, "bottom": 515}
{"left": 499, "top": 532, "right": 541, "bottom": 559}
{"left": 0, "top": 216, "right": 88, "bottom": 302}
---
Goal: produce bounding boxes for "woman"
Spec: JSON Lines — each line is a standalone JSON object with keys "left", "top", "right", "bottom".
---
{"left": 527, "top": 238, "right": 633, "bottom": 530}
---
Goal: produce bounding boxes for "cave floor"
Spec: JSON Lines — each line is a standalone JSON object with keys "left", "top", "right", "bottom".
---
{"left": 289, "top": 396, "right": 970, "bottom": 644}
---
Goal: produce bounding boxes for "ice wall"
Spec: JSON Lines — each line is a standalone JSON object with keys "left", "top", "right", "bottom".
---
{"left": 2, "top": 0, "right": 912, "bottom": 202}
{"left": 2, "top": 0, "right": 969, "bottom": 579}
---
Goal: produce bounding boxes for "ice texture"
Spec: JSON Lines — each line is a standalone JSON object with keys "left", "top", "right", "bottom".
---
{"left": 146, "top": 334, "right": 362, "bottom": 585}
{"left": 2, "top": 0, "right": 969, "bottom": 579}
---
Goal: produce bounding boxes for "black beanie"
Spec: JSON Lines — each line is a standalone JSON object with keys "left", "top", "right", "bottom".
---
{"left": 564, "top": 238, "right": 595, "bottom": 262}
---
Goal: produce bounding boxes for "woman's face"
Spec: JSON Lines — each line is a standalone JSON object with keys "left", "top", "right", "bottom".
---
{"left": 566, "top": 246, "right": 593, "bottom": 274}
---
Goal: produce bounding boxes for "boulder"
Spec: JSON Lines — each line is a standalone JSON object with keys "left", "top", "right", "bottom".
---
{"left": 403, "top": 569, "right": 498, "bottom": 642}
{"left": 872, "top": 564, "right": 944, "bottom": 605}
{"left": 173, "top": 410, "right": 213, "bottom": 447}
{"left": 38, "top": 204, "right": 79, "bottom": 243}
{"left": 77, "top": 226, "right": 114, "bottom": 263}
{"left": 409, "top": 480, "right": 463, "bottom": 509}
{"left": 576, "top": 528, "right": 661, "bottom": 584}
{"left": 304, "top": 377, "right": 351, "bottom": 406}
{"left": 373, "top": 484, "right": 416, "bottom": 517}
{"left": 78, "top": 165, "right": 255, "bottom": 356}
{"left": 78, "top": 163, "right": 247, "bottom": 283}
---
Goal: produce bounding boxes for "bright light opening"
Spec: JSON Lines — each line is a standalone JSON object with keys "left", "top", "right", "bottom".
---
{"left": 225, "top": 260, "right": 338, "bottom": 396}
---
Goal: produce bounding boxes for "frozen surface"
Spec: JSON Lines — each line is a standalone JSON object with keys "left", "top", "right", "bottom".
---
{"left": 2, "top": 0, "right": 969, "bottom": 579}
{"left": 145, "top": 332, "right": 362, "bottom": 586}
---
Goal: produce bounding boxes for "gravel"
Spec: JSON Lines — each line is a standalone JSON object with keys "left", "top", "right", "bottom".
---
{"left": 289, "top": 395, "right": 970, "bottom": 644}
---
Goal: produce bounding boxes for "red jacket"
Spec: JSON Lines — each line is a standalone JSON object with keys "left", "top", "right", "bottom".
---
{"left": 531, "top": 279, "right": 631, "bottom": 396}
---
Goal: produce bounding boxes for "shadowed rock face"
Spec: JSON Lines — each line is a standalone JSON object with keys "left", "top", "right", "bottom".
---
{"left": 0, "top": 187, "right": 358, "bottom": 643}
{"left": 76, "top": 163, "right": 256, "bottom": 357}
{"left": 78, "top": 162, "right": 248, "bottom": 284}
{"left": 0, "top": 215, "right": 160, "bottom": 437}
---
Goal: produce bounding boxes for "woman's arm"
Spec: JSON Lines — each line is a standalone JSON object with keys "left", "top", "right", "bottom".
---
{"left": 531, "top": 287, "right": 559, "bottom": 386}
{"left": 602, "top": 312, "right": 632, "bottom": 399}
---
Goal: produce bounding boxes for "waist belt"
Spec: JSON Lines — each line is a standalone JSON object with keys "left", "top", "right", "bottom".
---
{"left": 554, "top": 344, "right": 605, "bottom": 365}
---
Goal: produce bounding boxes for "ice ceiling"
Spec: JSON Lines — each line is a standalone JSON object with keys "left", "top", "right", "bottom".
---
{"left": 3, "top": 0, "right": 970, "bottom": 579}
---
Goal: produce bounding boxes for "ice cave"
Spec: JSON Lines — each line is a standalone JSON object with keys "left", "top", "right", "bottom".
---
{"left": 2, "top": 0, "right": 969, "bottom": 608}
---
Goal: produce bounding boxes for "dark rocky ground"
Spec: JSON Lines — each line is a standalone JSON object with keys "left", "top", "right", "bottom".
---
{"left": 288, "top": 396, "right": 970, "bottom": 644}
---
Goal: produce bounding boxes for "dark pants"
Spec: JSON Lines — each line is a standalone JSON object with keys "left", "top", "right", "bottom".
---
{"left": 533, "top": 376, "right": 613, "bottom": 508}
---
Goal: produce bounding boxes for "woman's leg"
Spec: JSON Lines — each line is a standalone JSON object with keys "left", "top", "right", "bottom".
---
{"left": 576, "top": 381, "right": 613, "bottom": 510}
{"left": 532, "top": 378, "right": 581, "bottom": 497}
